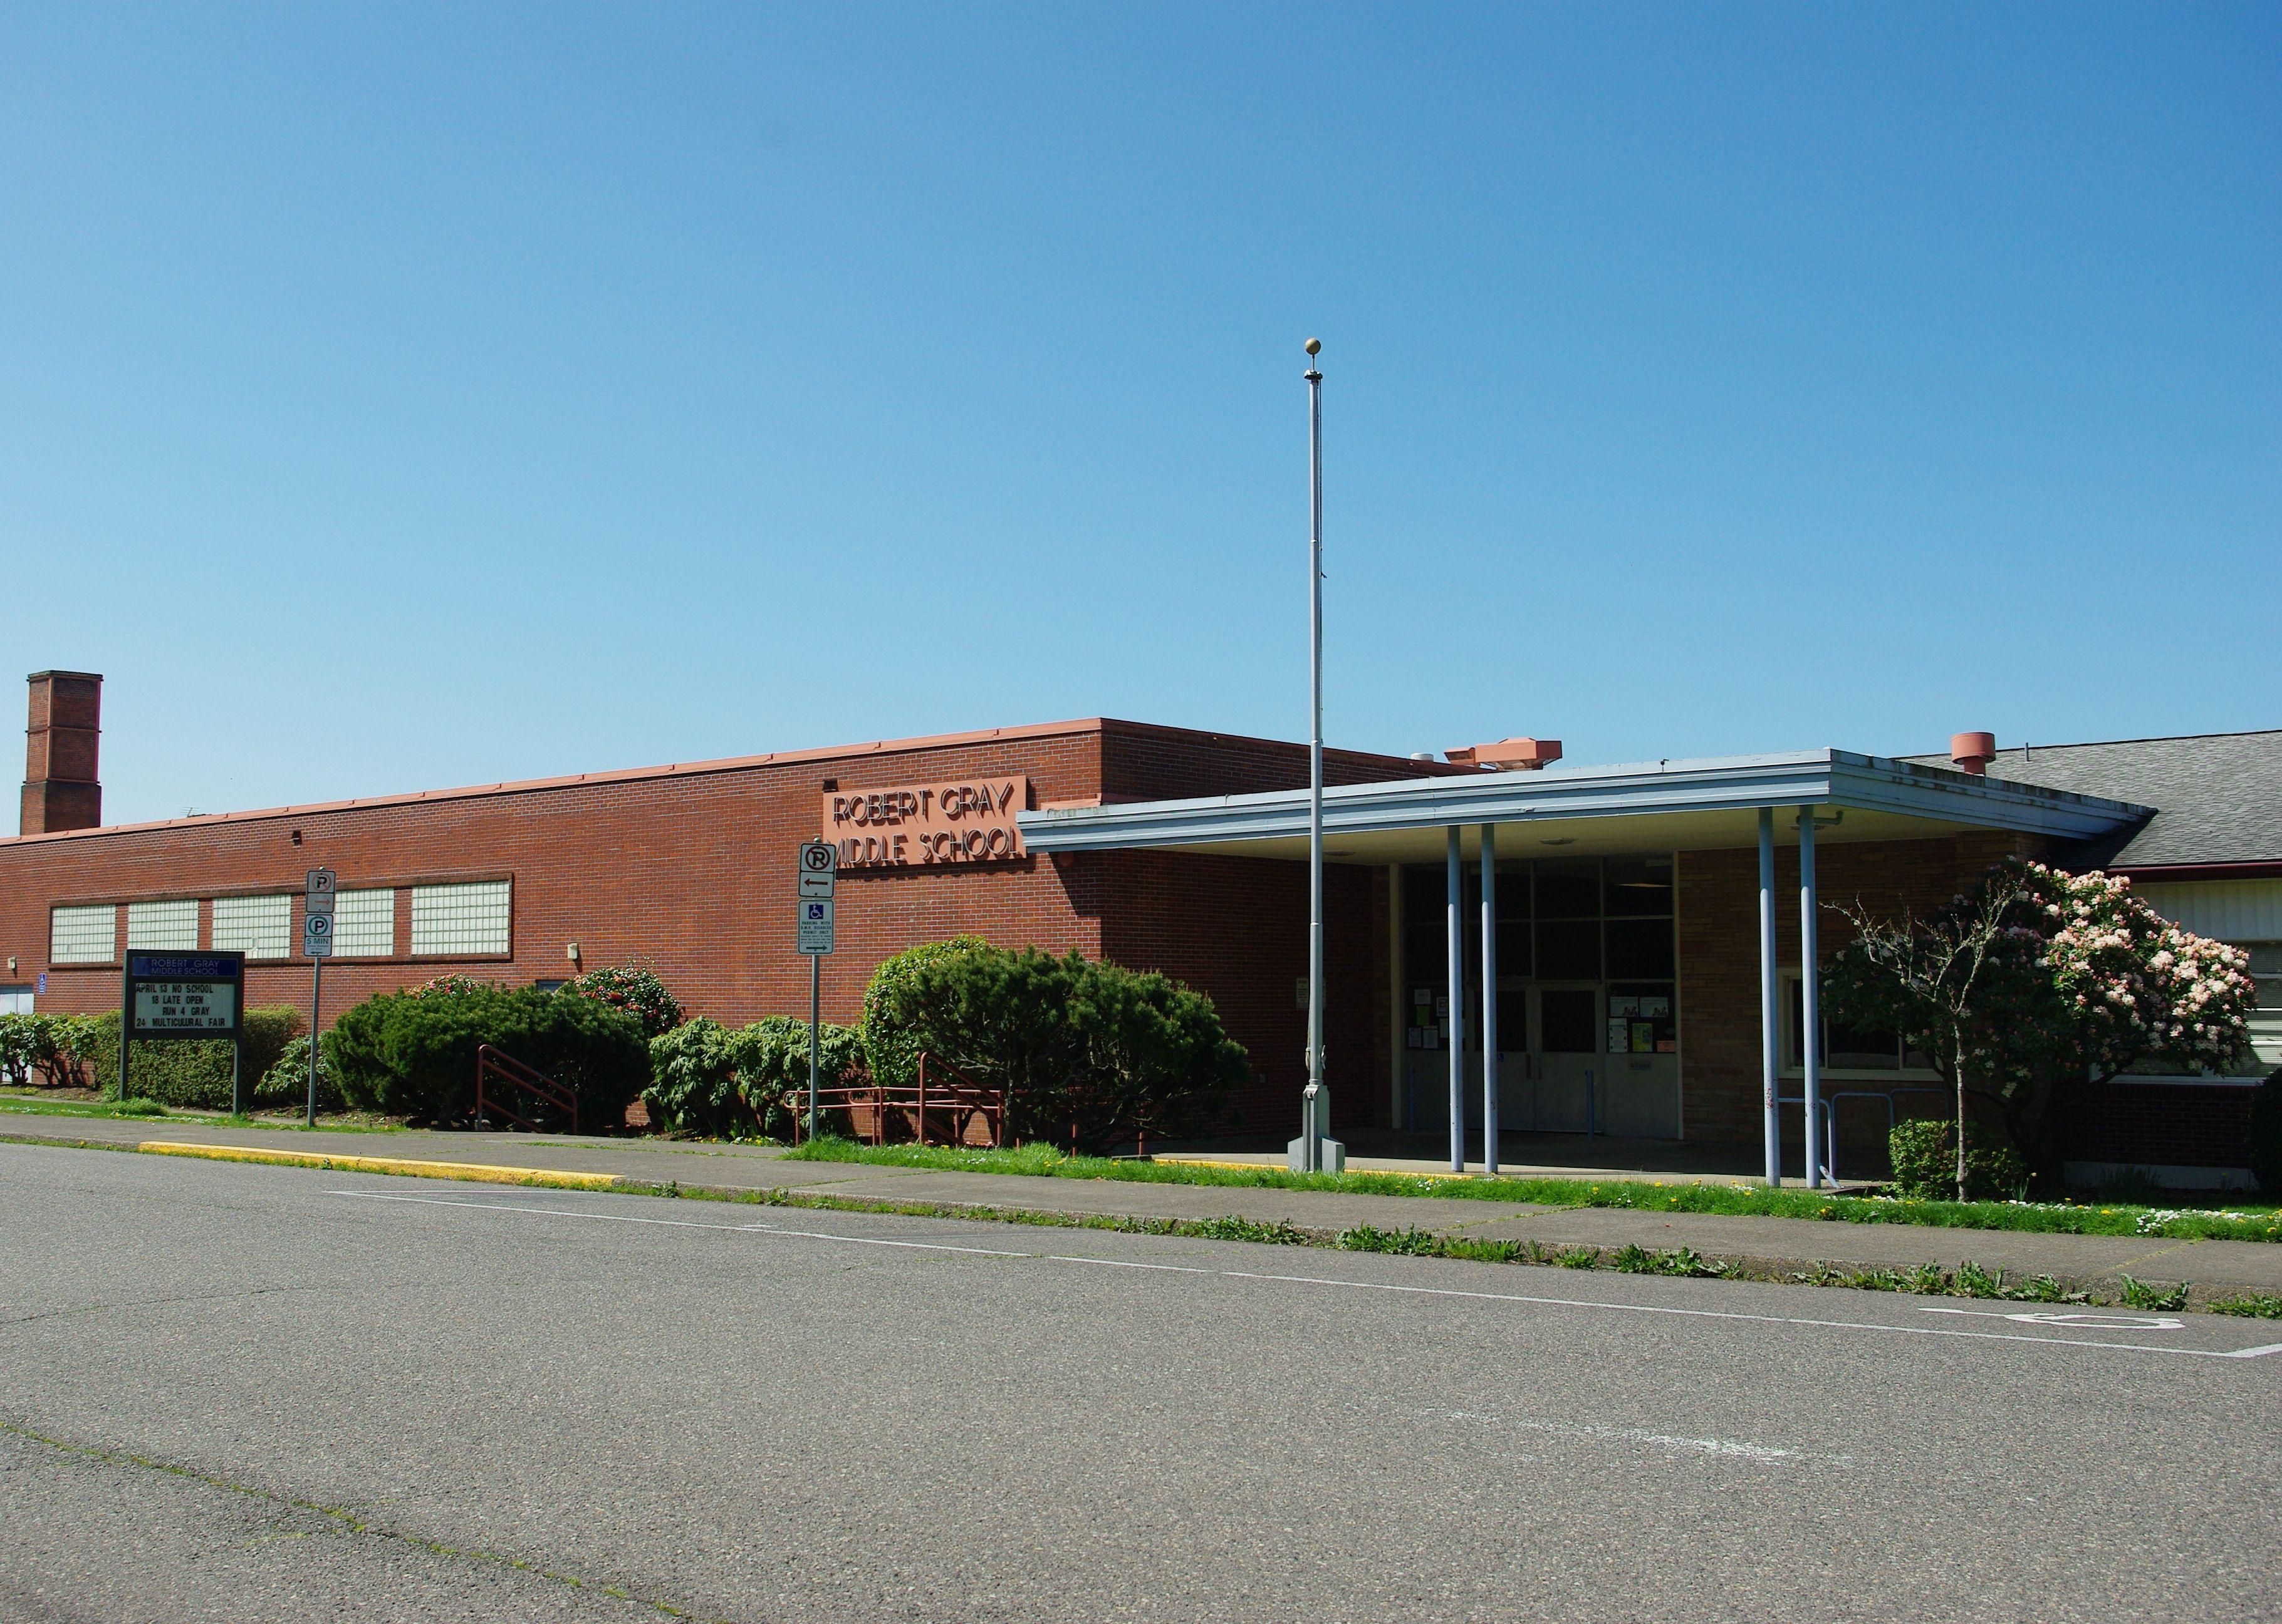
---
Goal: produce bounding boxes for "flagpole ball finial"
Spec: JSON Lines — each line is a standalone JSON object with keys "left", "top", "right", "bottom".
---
{"left": 1304, "top": 337, "right": 1321, "bottom": 355}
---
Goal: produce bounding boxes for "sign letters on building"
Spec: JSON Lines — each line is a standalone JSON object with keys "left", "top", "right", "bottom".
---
{"left": 823, "top": 778, "right": 1028, "bottom": 868}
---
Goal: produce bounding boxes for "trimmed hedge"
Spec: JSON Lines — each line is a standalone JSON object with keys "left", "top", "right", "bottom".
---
{"left": 1889, "top": 1116, "right": 2029, "bottom": 1202}
{"left": 860, "top": 941, "right": 1246, "bottom": 1148}
{"left": 328, "top": 985, "right": 647, "bottom": 1128}
{"left": 644, "top": 1016, "right": 863, "bottom": 1139}
{"left": 81, "top": 1007, "right": 304, "bottom": 1111}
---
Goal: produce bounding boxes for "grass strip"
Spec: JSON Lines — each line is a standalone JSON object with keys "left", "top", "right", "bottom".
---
{"left": 779, "top": 1137, "right": 2282, "bottom": 1242}
{"left": 626, "top": 1182, "right": 2224, "bottom": 1311}
{"left": 2207, "top": 1291, "right": 2282, "bottom": 1319}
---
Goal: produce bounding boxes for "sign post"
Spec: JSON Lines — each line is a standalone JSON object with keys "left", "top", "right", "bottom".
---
{"left": 302, "top": 869, "right": 336, "bottom": 1125}
{"left": 796, "top": 840, "right": 837, "bottom": 1139}
{"left": 120, "top": 950, "right": 246, "bottom": 1111}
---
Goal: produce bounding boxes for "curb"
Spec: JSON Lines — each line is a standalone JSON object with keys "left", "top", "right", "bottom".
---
{"left": 135, "top": 1141, "right": 622, "bottom": 1192}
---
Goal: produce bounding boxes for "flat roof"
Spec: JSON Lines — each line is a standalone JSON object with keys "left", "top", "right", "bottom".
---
{"left": 1017, "top": 748, "right": 2152, "bottom": 863}
{"left": 0, "top": 716, "right": 1415, "bottom": 849}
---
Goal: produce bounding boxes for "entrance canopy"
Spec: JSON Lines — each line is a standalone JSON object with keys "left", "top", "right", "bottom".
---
{"left": 1018, "top": 749, "right": 2147, "bottom": 862}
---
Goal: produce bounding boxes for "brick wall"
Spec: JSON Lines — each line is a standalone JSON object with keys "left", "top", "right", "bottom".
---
{"left": 0, "top": 719, "right": 1421, "bottom": 1139}
{"left": 1677, "top": 830, "right": 2041, "bottom": 1149}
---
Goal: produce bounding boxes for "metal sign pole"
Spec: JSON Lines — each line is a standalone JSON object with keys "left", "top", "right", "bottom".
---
{"left": 795, "top": 840, "right": 836, "bottom": 1142}
{"left": 808, "top": 956, "right": 821, "bottom": 1141}
{"left": 307, "top": 955, "right": 322, "bottom": 1127}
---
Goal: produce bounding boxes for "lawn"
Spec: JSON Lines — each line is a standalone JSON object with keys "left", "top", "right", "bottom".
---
{"left": 780, "top": 1137, "right": 2282, "bottom": 1242}
{"left": 0, "top": 1090, "right": 405, "bottom": 1133}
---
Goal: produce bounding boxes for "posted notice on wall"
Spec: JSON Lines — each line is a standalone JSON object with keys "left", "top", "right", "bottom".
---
{"left": 132, "top": 981, "right": 239, "bottom": 1033}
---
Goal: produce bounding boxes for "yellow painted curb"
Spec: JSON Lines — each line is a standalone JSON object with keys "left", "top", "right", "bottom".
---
{"left": 137, "top": 1141, "right": 621, "bottom": 1191}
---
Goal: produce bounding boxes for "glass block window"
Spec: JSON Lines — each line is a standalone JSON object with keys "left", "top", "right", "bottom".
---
{"left": 333, "top": 888, "right": 397, "bottom": 959}
{"left": 127, "top": 899, "right": 199, "bottom": 951}
{"left": 49, "top": 904, "right": 117, "bottom": 964}
{"left": 212, "top": 894, "right": 293, "bottom": 960}
{"left": 410, "top": 880, "right": 511, "bottom": 956}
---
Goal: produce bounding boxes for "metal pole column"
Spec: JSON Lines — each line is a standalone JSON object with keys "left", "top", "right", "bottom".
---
{"left": 1303, "top": 340, "right": 1326, "bottom": 1173}
{"left": 1758, "top": 808, "right": 1779, "bottom": 1187}
{"left": 306, "top": 957, "right": 322, "bottom": 1127}
{"left": 808, "top": 955, "right": 821, "bottom": 1142}
{"left": 1798, "top": 808, "right": 1822, "bottom": 1190}
{"left": 1479, "top": 823, "right": 1498, "bottom": 1175}
{"left": 1446, "top": 826, "right": 1466, "bottom": 1172}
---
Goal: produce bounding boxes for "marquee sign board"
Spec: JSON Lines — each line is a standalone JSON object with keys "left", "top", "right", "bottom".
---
{"left": 123, "top": 952, "right": 244, "bottom": 1039}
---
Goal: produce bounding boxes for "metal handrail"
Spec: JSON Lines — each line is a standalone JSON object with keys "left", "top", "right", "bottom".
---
{"left": 791, "top": 1054, "right": 1006, "bottom": 1149}
{"left": 474, "top": 1044, "right": 578, "bottom": 1135}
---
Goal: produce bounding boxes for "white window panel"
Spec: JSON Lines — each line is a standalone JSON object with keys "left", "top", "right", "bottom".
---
{"left": 333, "top": 888, "right": 397, "bottom": 958}
{"left": 212, "top": 894, "right": 292, "bottom": 960}
{"left": 410, "top": 880, "right": 511, "bottom": 956}
{"left": 126, "top": 900, "right": 199, "bottom": 952}
{"left": 2246, "top": 944, "right": 2281, "bottom": 1069}
{"left": 0, "top": 986, "right": 33, "bottom": 1015}
{"left": 49, "top": 904, "right": 117, "bottom": 964}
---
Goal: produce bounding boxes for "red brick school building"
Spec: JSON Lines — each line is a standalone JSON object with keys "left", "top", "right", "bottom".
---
{"left": 6, "top": 671, "right": 2277, "bottom": 1185}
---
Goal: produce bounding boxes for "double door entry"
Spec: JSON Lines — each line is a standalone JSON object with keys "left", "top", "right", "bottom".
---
{"left": 1404, "top": 982, "right": 1680, "bottom": 1141}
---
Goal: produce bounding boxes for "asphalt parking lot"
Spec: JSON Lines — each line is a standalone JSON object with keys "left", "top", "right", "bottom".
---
{"left": 3, "top": 1143, "right": 2277, "bottom": 1622}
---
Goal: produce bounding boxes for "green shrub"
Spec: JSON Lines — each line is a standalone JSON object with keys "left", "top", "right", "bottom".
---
{"left": 643, "top": 1016, "right": 863, "bottom": 1138}
{"left": 862, "top": 936, "right": 991, "bottom": 1090}
{"left": 731, "top": 1016, "right": 866, "bottom": 1138}
{"left": 563, "top": 964, "right": 685, "bottom": 1041}
{"left": 0, "top": 1014, "right": 56, "bottom": 1087}
{"left": 255, "top": 1033, "right": 345, "bottom": 1113}
{"left": 1889, "top": 1116, "right": 2029, "bottom": 1201}
{"left": 860, "top": 941, "right": 1246, "bottom": 1148}
{"left": 93, "top": 1007, "right": 304, "bottom": 1111}
{"left": 328, "top": 985, "right": 646, "bottom": 1128}
{"left": 2249, "top": 1068, "right": 2282, "bottom": 1194}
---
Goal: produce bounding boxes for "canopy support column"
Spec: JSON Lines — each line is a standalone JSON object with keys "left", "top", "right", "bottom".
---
{"left": 1799, "top": 807, "right": 1823, "bottom": 1190}
{"left": 1446, "top": 826, "right": 1466, "bottom": 1172}
{"left": 1759, "top": 808, "right": 1780, "bottom": 1187}
{"left": 1479, "top": 823, "right": 1499, "bottom": 1176}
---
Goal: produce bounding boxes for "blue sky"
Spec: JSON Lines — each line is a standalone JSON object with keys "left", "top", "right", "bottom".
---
{"left": 3, "top": 4, "right": 2274, "bottom": 825}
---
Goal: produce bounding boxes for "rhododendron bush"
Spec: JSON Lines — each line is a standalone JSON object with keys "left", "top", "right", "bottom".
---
{"left": 1826, "top": 858, "right": 2255, "bottom": 1187}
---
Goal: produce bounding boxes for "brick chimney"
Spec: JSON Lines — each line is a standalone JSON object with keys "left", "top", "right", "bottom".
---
{"left": 1444, "top": 737, "right": 1563, "bottom": 771}
{"left": 22, "top": 671, "right": 102, "bottom": 835}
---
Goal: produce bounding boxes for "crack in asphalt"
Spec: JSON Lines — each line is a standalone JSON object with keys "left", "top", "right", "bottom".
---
{"left": 0, "top": 1418, "right": 729, "bottom": 1623}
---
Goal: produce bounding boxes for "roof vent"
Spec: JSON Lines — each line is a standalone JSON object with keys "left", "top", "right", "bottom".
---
{"left": 1445, "top": 737, "right": 1563, "bottom": 772}
{"left": 1950, "top": 731, "right": 1997, "bottom": 776}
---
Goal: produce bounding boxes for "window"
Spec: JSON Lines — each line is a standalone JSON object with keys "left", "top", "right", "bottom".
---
{"left": 127, "top": 900, "right": 199, "bottom": 951}
{"left": 1783, "top": 973, "right": 1931, "bottom": 1074}
{"left": 410, "top": 880, "right": 511, "bottom": 956}
{"left": 212, "top": 894, "right": 292, "bottom": 960}
{"left": 2243, "top": 945, "right": 2281, "bottom": 1071}
{"left": 333, "top": 888, "right": 397, "bottom": 958}
{"left": 49, "top": 904, "right": 116, "bottom": 964}
{"left": 0, "top": 986, "right": 32, "bottom": 1016}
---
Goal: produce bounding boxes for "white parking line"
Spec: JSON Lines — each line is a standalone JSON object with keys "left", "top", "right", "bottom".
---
{"left": 327, "top": 1189, "right": 2282, "bottom": 1362}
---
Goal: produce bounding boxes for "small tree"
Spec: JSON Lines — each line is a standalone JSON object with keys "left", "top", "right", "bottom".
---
{"left": 1826, "top": 863, "right": 2049, "bottom": 1200}
{"left": 1827, "top": 858, "right": 2257, "bottom": 1193}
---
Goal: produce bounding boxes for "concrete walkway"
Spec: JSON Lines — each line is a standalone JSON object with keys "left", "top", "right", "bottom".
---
{"left": 8, "top": 1110, "right": 2279, "bottom": 1304}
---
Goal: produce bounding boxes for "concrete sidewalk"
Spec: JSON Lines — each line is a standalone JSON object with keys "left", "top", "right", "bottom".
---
{"left": 8, "top": 1111, "right": 2279, "bottom": 1304}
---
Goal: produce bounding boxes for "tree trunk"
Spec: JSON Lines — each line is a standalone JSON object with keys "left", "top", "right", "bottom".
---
{"left": 1953, "top": 1018, "right": 1968, "bottom": 1202}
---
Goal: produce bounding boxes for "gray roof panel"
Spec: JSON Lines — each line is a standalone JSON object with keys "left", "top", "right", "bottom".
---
{"left": 1900, "top": 731, "right": 2282, "bottom": 868}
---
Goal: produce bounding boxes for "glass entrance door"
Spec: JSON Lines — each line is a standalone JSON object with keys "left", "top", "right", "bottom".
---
{"left": 1528, "top": 984, "right": 1601, "bottom": 1133}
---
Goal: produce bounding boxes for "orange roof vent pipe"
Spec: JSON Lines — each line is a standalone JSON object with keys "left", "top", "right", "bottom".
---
{"left": 1445, "top": 737, "right": 1563, "bottom": 772}
{"left": 1950, "top": 731, "right": 1997, "bottom": 776}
